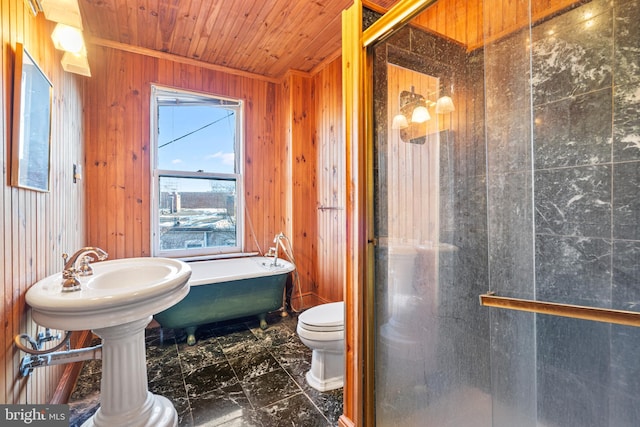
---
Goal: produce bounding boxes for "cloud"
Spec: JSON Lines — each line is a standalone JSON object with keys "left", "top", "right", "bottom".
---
{"left": 207, "top": 151, "right": 235, "bottom": 165}
{"left": 172, "top": 159, "right": 183, "bottom": 164}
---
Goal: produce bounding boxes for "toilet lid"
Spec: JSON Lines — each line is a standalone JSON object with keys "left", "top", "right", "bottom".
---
{"left": 298, "top": 301, "right": 344, "bottom": 332}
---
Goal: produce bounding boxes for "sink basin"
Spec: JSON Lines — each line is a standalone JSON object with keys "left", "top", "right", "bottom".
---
{"left": 26, "top": 256, "right": 192, "bottom": 427}
{"left": 26, "top": 257, "right": 192, "bottom": 331}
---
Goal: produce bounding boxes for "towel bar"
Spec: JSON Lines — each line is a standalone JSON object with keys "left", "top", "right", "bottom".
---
{"left": 479, "top": 292, "right": 640, "bottom": 327}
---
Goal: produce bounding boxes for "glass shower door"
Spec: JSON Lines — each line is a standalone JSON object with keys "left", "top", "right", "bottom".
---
{"left": 370, "top": 10, "right": 494, "bottom": 425}
{"left": 369, "top": 1, "right": 640, "bottom": 426}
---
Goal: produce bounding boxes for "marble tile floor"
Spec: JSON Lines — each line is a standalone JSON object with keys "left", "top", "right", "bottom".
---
{"left": 68, "top": 312, "right": 343, "bottom": 426}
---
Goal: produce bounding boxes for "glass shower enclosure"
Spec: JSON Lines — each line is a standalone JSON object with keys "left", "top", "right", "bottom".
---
{"left": 370, "top": 1, "right": 640, "bottom": 426}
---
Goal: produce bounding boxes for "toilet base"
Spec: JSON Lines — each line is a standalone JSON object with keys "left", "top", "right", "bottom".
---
{"left": 306, "top": 371, "right": 343, "bottom": 392}
{"left": 306, "top": 350, "right": 344, "bottom": 392}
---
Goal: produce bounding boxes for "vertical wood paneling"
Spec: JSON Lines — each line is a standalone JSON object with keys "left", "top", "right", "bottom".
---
{"left": 75, "top": 53, "right": 343, "bottom": 312}
{"left": 453, "top": 0, "right": 467, "bottom": 45}
{"left": 85, "top": 48, "right": 285, "bottom": 260}
{"left": 1, "top": 0, "right": 9, "bottom": 407}
{"left": 412, "top": 0, "right": 479, "bottom": 47}
{"left": 314, "top": 58, "right": 345, "bottom": 304}
{"left": 341, "top": 4, "right": 365, "bottom": 425}
{"left": 411, "top": 0, "right": 580, "bottom": 50}
{"left": 1, "top": 0, "right": 86, "bottom": 404}
{"left": 279, "top": 72, "right": 293, "bottom": 244}
{"left": 283, "top": 72, "right": 318, "bottom": 306}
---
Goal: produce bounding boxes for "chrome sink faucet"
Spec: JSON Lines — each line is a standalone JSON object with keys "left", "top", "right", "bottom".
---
{"left": 61, "top": 247, "right": 108, "bottom": 292}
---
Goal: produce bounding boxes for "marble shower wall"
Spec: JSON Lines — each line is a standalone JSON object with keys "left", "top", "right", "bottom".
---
{"left": 484, "top": 13, "right": 538, "bottom": 425}
{"left": 486, "top": 0, "right": 640, "bottom": 425}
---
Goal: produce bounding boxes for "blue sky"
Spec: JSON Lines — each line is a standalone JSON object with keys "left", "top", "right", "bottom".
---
{"left": 158, "top": 105, "right": 236, "bottom": 175}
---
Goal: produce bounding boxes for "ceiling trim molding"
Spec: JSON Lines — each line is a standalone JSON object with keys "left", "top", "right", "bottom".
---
{"left": 87, "top": 36, "right": 282, "bottom": 84}
{"left": 282, "top": 46, "right": 343, "bottom": 83}
{"left": 308, "top": 47, "right": 342, "bottom": 77}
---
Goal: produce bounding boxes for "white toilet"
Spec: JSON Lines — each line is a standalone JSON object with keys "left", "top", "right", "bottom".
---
{"left": 296, "top": 301, "right": 345, "bottom": 392}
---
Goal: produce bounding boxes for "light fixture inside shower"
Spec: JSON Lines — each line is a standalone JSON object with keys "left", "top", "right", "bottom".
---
{"left": 392, "top": 86, "right": 455, "bottom": 144}
{"left": 435, "top": 95, "right": 455, "bottom": 114}
{"left": 392, "top": 86, "right": 431, "bottom": 130}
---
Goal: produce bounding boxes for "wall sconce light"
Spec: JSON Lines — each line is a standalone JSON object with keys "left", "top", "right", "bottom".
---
{"left": 61, "top": 50, "right": 91, "bottom": 77}
{"left": 24, "top": 0, "right": 91, "bottom": 77}
{"left": 435, "top": 96, "right": 455, "bottom": 114}
{"left": 391, "top": 113, "right": 409, "bottom": 130}
{"left": 51, "top": 24, "right": 91, "bottom": 76}
{"left": 411, "top": 104, "right": 431, "bottom": 123}
{"left": 392, "top": 86, "right": 431, "bottom": 130}
{"left": 392, "top": 86, "right": 455, "bottom": 144}
{"left": 51, "top": 23, "right": 85, "bottom": 54}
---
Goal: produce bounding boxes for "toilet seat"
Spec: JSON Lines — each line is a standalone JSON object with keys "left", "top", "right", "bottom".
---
{"left": 298, "top": 301, "right": 344, "bottom": 332}
{"left": 297, "top": 327, "right": 344, "bottom": 343}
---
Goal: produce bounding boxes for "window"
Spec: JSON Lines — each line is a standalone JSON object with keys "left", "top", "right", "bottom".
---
{"left": 151, "top": 86, "right": 243, "bottom": 258}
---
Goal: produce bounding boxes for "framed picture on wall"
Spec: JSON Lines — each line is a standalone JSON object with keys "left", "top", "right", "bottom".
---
{"left": 11, "top": 43, "right": 53, "bottom": 192}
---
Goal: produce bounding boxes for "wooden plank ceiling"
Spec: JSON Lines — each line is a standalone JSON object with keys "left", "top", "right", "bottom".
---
{"left": 81, "top": 0, "right": 501, "bottom": 80}
{"left": 78, "top": 0, "right": 361, "bottom": 80}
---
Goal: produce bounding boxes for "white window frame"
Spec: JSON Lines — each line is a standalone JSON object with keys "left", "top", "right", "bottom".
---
{"left": 150, "top": 85, "right": 244, "bottom": 259}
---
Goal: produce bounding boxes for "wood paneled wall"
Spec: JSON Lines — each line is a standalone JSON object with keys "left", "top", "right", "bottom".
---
{"left": 366, "top": 0, "right": 582, "bottom": 51}
{"left": 280, "top": 59, "right": 345, "bottom": 310}
{"left": 313, "top": 58, "right": 345, "bottom": 304}
{"left": 85, "top": 46, "right": 346, "bottom": 310}
{"left": 282, "top": 71, "right": 319, "bottom": 307}
{"left": 84, "top": 47, "right": 286, "bottom": 260}
{"left": 1, "top": 0, "right": 86, "bottom": 404}
{"left": 412, "top": 0, "right": 483, "bottom": 49}
{"left": 479, "top": 0, "right": 582, "bottom": 49}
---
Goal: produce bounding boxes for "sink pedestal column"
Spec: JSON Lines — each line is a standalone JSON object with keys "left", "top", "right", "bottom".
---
{"left": 82, "top": 316, "right": 177, "bottom": 427}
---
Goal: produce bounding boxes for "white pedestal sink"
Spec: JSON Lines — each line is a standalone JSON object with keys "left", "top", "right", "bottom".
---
{"left": 26, "top": 257, "right": 192, "bottom": 427}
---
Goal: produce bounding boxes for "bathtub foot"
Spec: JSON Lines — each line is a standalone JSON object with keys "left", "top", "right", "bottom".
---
{"left": 185, "top": 326, "right": 197, "bottom": 346}
{"left": 258, "top": 314, "right": 268, "bottom": 330}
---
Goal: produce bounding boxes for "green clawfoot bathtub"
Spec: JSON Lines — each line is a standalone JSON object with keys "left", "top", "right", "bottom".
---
{"left": 153, "top": 256, "right": 295, "bottom": 345}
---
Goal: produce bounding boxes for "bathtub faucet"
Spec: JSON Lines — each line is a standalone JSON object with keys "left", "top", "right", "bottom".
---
{"left": 271, "top": 232, "right": 286, "bottom": 266}
{"left": 61, "top": 247, "right": 109, "bottom": 292}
